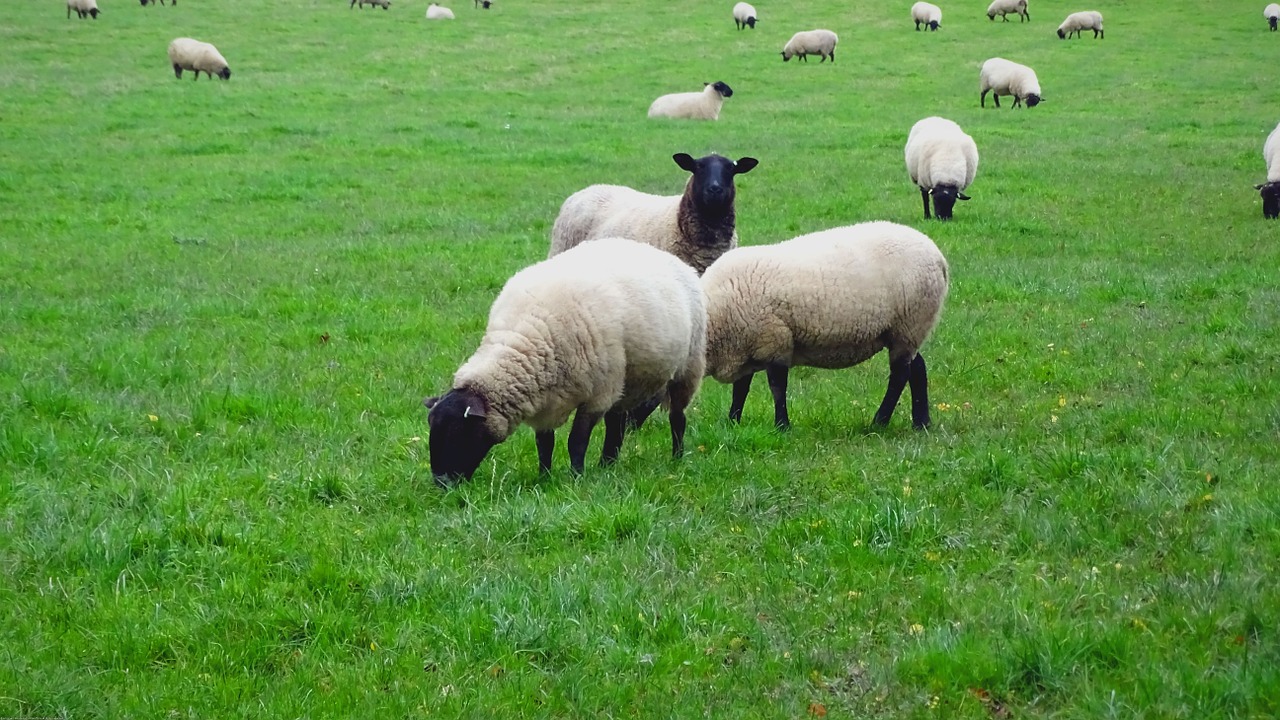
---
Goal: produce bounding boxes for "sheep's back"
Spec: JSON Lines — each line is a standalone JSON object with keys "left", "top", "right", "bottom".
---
{"left": 550, "top": 185, "right": 681, "bottom": 257}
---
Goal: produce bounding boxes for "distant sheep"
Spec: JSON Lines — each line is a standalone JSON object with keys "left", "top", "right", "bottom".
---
{"left": 66, "top": 0, "right": 100, "bottom": 19}
{"left": 426, "top": 3, "right": 455, "bottom": 18}
{"left": 351, "top": 0, "right": 390, "bottom": 8}
{"left": 424, "top": 238, "right": 705, "bottom": 484}
{"left": 648, "top": 82, "right": 734, "bottom": 121}
{"left": 139, "top": 0, "right": 174, "bottom": 6}
{"left": 781, "top": 29, "right": 838, "bottom": 62}
{"left": 905, "top": 117, "right": 978, "bottom": 220}
{"left": 701, "top": 221, "right": 949, "bottom": 430}
{"left": 1255, "top": 122, "right": 1280, "bottom": 219}
{"left": 1057, "top": 11, "right": 1103, "bottom": 38}
{"left": 1267, "top": 3, "right": 1280, "bottom": 30}
{"left": 980, "top": 57, "right": 1041, "bottom": 108}
{"left": 550, "top": 153, "right": 759, "bottom": 275}
{"left": 733, "top": 2, "right": 758, "bottom": 29}
{"left": 475, "top": 0, "right": 492, "bottom": 7}
{"left": 987, "top": 0, "right": 1028, "bottom": 22}
{"left": 168, "top": 38, "right": 231, "bottom": 81}
{"left": 912, "top": 2, "right": 942, "bottom": 31}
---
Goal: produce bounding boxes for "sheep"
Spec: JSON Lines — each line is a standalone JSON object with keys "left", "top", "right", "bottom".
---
{"left": 987, "top": 0, "right": 1028, "bottom": 22}
{"left": 167, "top": 38, "right": 231, "bottom": 81}
{"left": 426, "top": 3, "right": 455, "bottom": 19}
{"left": 781, "top": 29, "right": 838, "bottom": 62}
{"left": 549, "top": 153, "right": 760, "bottom": 276}
{"left": 912, "top": 2, "right": 942, "bottom": 31}
{"left": 139, "top": 0, "right": 174, "bottom": 6}
{"left": 733, "top": 2, "right": 758, "bottom": 29}
{"left": 423, "top": 238, "right": 706, "bottom": 485}
{"left": 905, "top": 117, "right": 978, "bottom": 221}
{"left": 351, "top": 0, "right": 390, "bottom": 8}
{"left": 1057, "top": 11, "right": 1103, "bottom": 38}
{"left": 66, "top": 0, "right": 100, "bottom": 19}
{"left": 648, "top": 82, "right": 735, "bottom": 121}
{"left": 701, "top": 221, "right": 949, "bottom": 430}
{"left": 475, "top": 0, "right": 493, "bottom": 7}
{"left": 1254, "top": 123, "right": 1280, "bottom": 219}
{"left": 1266, "top": 3, "right": 1280, "bottom": 30}
{"left": 980, "top": 57, "right": 1042, "bottom": 108}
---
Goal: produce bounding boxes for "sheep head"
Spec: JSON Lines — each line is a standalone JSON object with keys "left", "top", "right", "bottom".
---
{"left": 1256, "top": 182, "right": 1280, "bottom": 219}
{"left": 673, "top": 153, "right": 758, "bottom": 220}
{"left": 425, "top": 389, "right": 498, "bottom": 485}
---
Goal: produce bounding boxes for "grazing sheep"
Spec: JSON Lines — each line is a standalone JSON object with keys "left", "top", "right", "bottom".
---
{"left": 550, "top": 153, "right": 760, "bottom": 275}
{"left": 351, "top": 0, "right": 390, "bottom": 7}
{"left": 167, "top": 38, "right": 231, "bottom": 81}
{"left": 701, "top": 221, "right": 949, "bottom": 430}
{"left": 912, "top": 2, "right": 942, "bottom": 31}
{"left": 1255, "top": 123, "right": 1280, "bottom": 219}
{"left": 987, "top": 0, "right": 1028, "bottom": 22}
{"left": 424, "top": 238, "right": 706, "bottom": 484}
{"left": 733, "top": 2, "right": 758, "bottom": 29}
{"left": 980, "top": 57, "right": 1042, "bottom": 108}
{"left": 1057, "top": 11, "right": 1103, "bottom": 38}
{"left": 66, "top": 0, "right": 100, "bottom": 19}
{"left": 781, "top": 29, "right": 838, "bottom": 62}
{"left": 139, "top": 0, "right": 174, "bottom": 6}
{"left": 648, "top": 82, "right": 735, "bottom": 121}
{"left": 905, "top": 117, "right": 978, "bottom": 220}
{"left": 426, "top": 3, "right": 454, "bottom": 18}
{"left": 1267, "top": 3, "right": 1280, "bottom": 30}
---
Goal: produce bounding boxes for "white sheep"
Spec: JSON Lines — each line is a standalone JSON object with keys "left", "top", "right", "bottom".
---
{"left": 424, "top": 238, "right": 706, "bottom": 484}
{"left": 426, "top": 3, "right": 455, "bottom": 19}
{"left": 550, "top": 152, "right": 759, "bottom": 275}
{"left": 648, "top": 82, "right": 735, "bottom": 121}
{"left": 912, "top": 2, "right": 942, "bottom": 31}
{"left": 980, "top": 57, "right": 1041, "bottom": 108}
{"left": 167, "top": 38, "right": 231, "bottom": 81}
{"left": 733, "top": 2, "right": 758, "bottom": 29}
{"left": 701, "top": 221, "right": 949, "bottom": 430}
{"left": 987, "top": 0, "right": 1028, "bottom": 22}
{"left": 781, "top": 29, "right": 838, "bottom": 62}
{"left": 905, "top": 117, "right": 978, "bottom": 220}
{"left": 1266, "top": 3, "right": 1280, "bottom": 30}
{"left": 351, "top": 0, "right": 390, "bottom": 8}
{"left": 1255, "top": 122, "right": 1280, "bottom": 219}
{"left": 66, "top": 0, "right": 100, "bottom": 19}
{"left": 1057, "top": 11, "right": 1103, "bottom": 38}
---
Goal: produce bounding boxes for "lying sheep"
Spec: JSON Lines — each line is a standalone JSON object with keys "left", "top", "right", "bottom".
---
{"left": 648, "top": 82, "right": 734, "bottom": 121}
{"left": 167, "top": 38, "right": 231, "bottom": 81}
{"left": 733, "top": 2, "right": 758, "bottom": 29}
{"left": 1255, "top": 122, "right": 1280, "bottom": 219}
{"left": 1057, "top": 11, "right": 1103, "bottom": 38}
{"left": 66, "top": 0, "right": 100, "bottom": 19}
{"left": 980, "top": 57, "right": 1041, "bottom": 108}
{"left": 781, "top": 29, "right": 838, "bottom": 62}
{"left": 550, "top": 152, "right": 759, "bottom": 275}
{"left": 1267, "top": 3, "right": 1280, "bottom": 30}
{"left": 351, "top": 0, "right": 390, "bottom": 8}
{"left": 702, "top": 221, "right": 949, "bottom": 430}
{"left": 987, "top": 0, "right": 1028, "bottom": 22}
{"left": 426, "top": 3, "right": 454, "bottom": 18}
{"left": 424, "top": 238, "right": 705, "bottom": 484}
{"left": 905, "top": 117, "right": 978, "bottom": 220}
{"left": 912, "top": 2, "right": 942, "bottom": 31}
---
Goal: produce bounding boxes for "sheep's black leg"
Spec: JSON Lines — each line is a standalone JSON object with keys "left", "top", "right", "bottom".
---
{"left": 728, "top": 373, "right": 754, "bottom": 422}
{"left": 567, "top": 409, "right": 603, "bottom": 475}
{"left": 915, "top": 21, "right": 921, "bottom": 30}
{"left": 873, "top": 357, "right": 911, "bottom": 427}
{"left": 921, "top": 186, "right": 932, "bottom": 219}
{"left": 625, "top": 393, "right": 663, "bottom": 431}
{"left": 535, "top": 430, "right": 555, "bottom": 473}
{"left": 908, "top": 354, "right": 931, "bottom": 429}
{"left": 667, "top": 378, "right": 697, "bottom": 459}
{"left": 980, "top": 89, "right": 988, "bottom": 107}
{"left": 601, "top": 410, "right": 626, "bottom": 466}
{"left": 993, "top": 93, "right": 1001, "bottom": 108}
{"left": 766, "top": 364, "right": 791, "bottom": 430}
{"left": 173, "top": 64, "right": 182, "bottom": 79}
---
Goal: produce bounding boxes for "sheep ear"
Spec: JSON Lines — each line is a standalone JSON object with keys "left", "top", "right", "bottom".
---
{"left": 423, "top": 395, "right": 441, "bottom": 409}
{"left": 1256, "top": 183, "right": 1267, "bottom": 190}
{"left": 957, "top": 192, "right": 971, "bottom": 201}
{"left": 734, "top": 157, "right": 759, "bottom": 174}
{"left": 463, "top": 396, "right": 487, "bottom": 419}
{"left": 673, "top": 153, "right": 697, "bottom": 172}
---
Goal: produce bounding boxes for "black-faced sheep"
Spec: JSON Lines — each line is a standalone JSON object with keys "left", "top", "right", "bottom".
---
{"left": 1058, "top": 11, "right": 1103, "bottom": 38}
{"left": 67, "top": 0, "right": 100, "bottom": 19}
{"left": 980, "top": 57, "right": 1041, "bottom": 108}
{"left": 781, "top": 30, "right": 838, "bottom": 62}
{"left": 987, "top": 0, "right": 1028, "bottom": 22}
{"left": 912, "top": 2, "right": 942, "bottom": 31}
{"left": 168, "top": 38, "right": 231, "bottom": 81}
{"left": 733, "top": 2, "right": 758, "bottom": 29}
{"left": 1255, "top": 122, "right": 1280, "bottom": 219}
{"left": 905, "top": 117, "right": 979, "bottom": 220}
{"left": 648, "top": 82, "right": 735, "bottom": 121}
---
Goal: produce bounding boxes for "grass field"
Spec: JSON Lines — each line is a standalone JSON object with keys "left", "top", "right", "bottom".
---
{"left": 2, "top": 0, "right": 1279, "bottom": 716}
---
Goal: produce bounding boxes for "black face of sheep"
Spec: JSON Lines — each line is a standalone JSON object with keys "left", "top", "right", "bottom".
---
{"left": 928, "top": 20, "right": 939, "bottom": 30}
{"left": 707, "top": 81, "right": 733, "bottom": 98}
{"left": 1271, "top": 16, "right": 1278, "bottom": 30}
{"left": 424, "top": 390, "right": 499, "bottom": 486}
{"left": 672, "top": 152, "right": 759, "bottom": 219}
{"left": 929, "top": 185, "right": 971, "bottom": 220}
{"left": 746, "top": 16, "right": 756, "bottom": 28}
{"left": 218, "top": 67, "right": 232, "bottom": 81}
{"left": 1256, "top": 182, "right": 1280, "bottom": 219}
{"left": 1024, "top": 94, "right": 1041, "bottom": 107}
{"left": 1057, "top": 28, "right": 1067, "bottom": 38}
{"left": 89, "top": 8, "right": 100, "bottom": 17}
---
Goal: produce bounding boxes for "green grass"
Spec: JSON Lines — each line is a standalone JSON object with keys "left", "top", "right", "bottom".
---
{"left": 2, "top": 0, "right": 1279, "bottom": 716}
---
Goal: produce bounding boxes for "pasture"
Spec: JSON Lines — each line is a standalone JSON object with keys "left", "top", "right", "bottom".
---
{"left": 1, "top": 0, "right": 1278, "bottom": 716}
